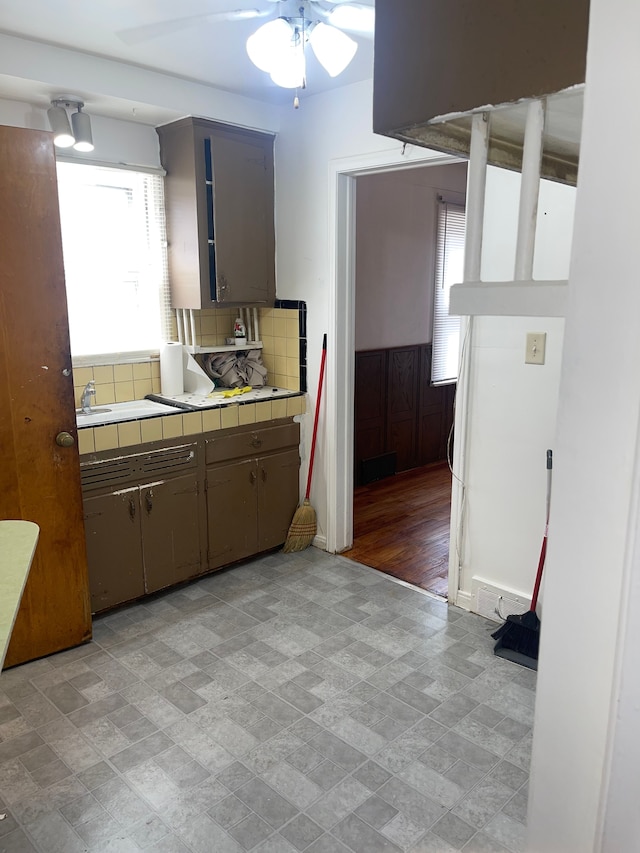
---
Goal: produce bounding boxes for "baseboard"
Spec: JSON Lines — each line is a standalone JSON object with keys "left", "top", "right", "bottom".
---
{"left": 313, "top": 534, "right": 327, "bottom": 551}
{"left": 471, "top": 576, "right": 531, "bottom": 623}
{"left": 454, "top": 589, "right": 473, "bottom": 611}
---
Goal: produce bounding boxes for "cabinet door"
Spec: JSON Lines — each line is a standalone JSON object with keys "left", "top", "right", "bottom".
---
{"left": 83, "top": 489, "right": 144, "bottom": 613}
{"left": 206, "top": 459, "right": 259, "bottom": 569}
{"left": 140, "top": 474, "right": 202, "bottom": 594}
{"left": 208, "top": 132, "right": 274, "bottom": 304}
{"left": 257, "top": 449, "right": 301, "bottom": 551}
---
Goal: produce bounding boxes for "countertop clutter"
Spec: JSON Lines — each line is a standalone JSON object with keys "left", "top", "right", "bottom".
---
{"left": 75, "top": 386, "right": 301, "bottom": 429}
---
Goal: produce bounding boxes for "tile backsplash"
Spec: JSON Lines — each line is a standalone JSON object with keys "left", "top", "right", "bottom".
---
{"left": 73, "top": 303, "right": 306, "bottom": 409}
{"left": 73, "top": 360, "right": 161, "bottom": 410}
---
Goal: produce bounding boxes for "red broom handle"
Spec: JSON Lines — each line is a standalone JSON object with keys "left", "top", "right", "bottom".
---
{"left": 305, "top": 334, "right": 327, "bottom": 501}
{"left": 530, "top": 449, "right": 553, "bottom": 612}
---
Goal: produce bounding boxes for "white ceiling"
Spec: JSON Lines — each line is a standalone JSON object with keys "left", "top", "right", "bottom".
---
{"left": 0, "top": 0, "right": 375, "bottom": 117}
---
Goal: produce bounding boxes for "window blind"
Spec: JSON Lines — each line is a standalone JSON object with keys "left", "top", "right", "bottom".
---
{"left": 56, "top": 162, "right": 173, "bottom": 358}
{"left": 431, "top": 200, "right": 466, "bottom": 385}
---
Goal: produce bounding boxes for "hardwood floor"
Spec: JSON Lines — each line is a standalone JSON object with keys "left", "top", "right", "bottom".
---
{"left": 342, "top": 461, "right": 452, "bottom": 598}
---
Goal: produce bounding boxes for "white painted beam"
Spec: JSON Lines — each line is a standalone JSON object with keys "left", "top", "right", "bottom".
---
{"left": 450, "top": 279, "right": 568, "bottom": 318}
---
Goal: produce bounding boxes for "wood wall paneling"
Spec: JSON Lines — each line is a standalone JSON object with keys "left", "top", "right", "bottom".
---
{"left": 386, "top": 347, "right": 419, "bottom": 473}
{"left": 355, "top": 344, "right": 454, "bottom": 485}
{"left": 354, "top": 350, "right": 387, "bottom": 479}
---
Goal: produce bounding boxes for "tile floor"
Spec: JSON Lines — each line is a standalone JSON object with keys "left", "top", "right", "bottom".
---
{"left": 0, "top": 549, "right": 534, "bottom": 853}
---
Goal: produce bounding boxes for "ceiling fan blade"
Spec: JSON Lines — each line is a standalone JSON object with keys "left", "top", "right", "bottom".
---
{"left": 311, "top": 2, "right": 375, "bottom": 37}
{"left": 117, "top": 9, "right": 271, "bottom": 45}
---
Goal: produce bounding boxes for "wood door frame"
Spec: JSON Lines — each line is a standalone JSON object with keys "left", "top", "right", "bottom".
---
{"left": 326, "top": 147, "right": 466, "bottom": 606}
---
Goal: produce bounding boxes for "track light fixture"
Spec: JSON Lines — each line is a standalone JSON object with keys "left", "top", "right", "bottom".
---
{"left": 47, "top": 97, "right": 94, "bottom": 152}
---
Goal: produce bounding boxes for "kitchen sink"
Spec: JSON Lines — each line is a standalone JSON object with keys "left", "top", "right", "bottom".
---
{"left": 76, "top": 399, "right": 180, "bottom": 427}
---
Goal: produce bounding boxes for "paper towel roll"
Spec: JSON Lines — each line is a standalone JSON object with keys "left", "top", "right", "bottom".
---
{"left": 160, "top": 341, "right": 184, "bottom": 396}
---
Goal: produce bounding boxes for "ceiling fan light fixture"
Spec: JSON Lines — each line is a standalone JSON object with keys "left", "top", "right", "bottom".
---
{"left": 269, "top": 39, "right": 306, "bottom": 88}
{"left": 326, "top": 4, "right": 375, "bottom": 35}
{"left": 246, "top": 17, "right": 293, "bottom": 73}
{"left": 47, "top": 105, "right": 75, "bottom": 148}
{"left": 309, "top": 22, "right": 357, "bottom": 77}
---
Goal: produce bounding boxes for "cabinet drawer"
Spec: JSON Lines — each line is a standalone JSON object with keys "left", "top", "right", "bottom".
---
{"left": 205, "top": 422, "right": 299, "bottom": 465}
{"left": 81, "top": 442, "right": 198, "bottom": 492}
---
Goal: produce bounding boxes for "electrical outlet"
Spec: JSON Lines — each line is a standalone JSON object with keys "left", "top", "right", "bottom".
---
{"left": 525, "top": 332, "right": 546, "bottom": 365}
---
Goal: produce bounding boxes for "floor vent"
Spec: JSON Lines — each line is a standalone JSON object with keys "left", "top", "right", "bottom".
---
{"left": 472, "top": 577, "right": 530, "bottom": 623}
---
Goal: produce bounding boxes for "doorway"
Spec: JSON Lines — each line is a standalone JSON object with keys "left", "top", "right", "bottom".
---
{"left": 327, "top": 157, "right": 467, "bottom": 600}
{"left": 344, "top": 461, "right": 452, "bottom": 596}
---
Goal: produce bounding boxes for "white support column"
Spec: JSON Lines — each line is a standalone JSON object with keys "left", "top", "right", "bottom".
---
{"left": 514, "top": 99, "right": 545, "bottom": 281}
{"left": 448, "top": 111, "right": 489, "bottom": 605}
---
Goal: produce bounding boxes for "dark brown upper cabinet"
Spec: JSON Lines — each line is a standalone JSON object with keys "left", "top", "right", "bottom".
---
{"left": 373, "top": 0, "right": 589, "bottom": 184}
{"left": 157, "top": 117, "right": 276, "bottom": 309}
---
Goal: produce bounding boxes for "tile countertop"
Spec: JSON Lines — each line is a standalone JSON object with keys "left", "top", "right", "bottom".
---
{"left": 149, "top": 386, "right": 298, "bottom": 409}
{"left": 76, "top": 387, "right": 302, "bottom": 429}
{"left": 0, "top": 520, "right": 39, "bottom": 671}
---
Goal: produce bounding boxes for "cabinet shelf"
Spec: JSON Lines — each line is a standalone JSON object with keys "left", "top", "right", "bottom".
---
{"left": 185, "top": 341, "right": 263, "bottom": 355}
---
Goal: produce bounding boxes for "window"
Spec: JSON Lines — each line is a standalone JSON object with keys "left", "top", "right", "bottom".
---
{"left": 56, "top": 162, "right": 172, "bottom": 359}
{"left": 431, "top": 199, "right": 466, "bottom": 385}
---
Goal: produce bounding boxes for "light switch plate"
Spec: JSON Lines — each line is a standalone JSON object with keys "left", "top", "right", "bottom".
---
{"left": 525, "top": 332, "right": 546, "bottom": 365}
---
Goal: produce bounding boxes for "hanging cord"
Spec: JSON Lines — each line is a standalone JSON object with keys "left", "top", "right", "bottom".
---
{"left": 293, "top": 6, "right": 307, "bottom": 109}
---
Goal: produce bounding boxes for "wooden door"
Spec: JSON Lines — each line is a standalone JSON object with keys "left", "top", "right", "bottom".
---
{"left": 141, "top": 474, "right": 202, "bottom": 593}
{"left": 206, "top": 459, "right": 259, "bottom": 569}
{"left": 257, "top": 449, "right": 301, "bottom": 551}
{"left": 0, "top": 126, "right": 91, "bottom": 666}
{"left": 83, "top": 489, "right": 145, "bottom": 612}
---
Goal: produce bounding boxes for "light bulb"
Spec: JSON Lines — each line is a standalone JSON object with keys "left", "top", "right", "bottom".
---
{"left": 71, "top": 109, "right": 94, "bottom": 153}
{"left": 309, "top": 23, "right": 357, "bottom": 77}
{"left": 247, "top": 18, "right": 294, "bottom": 73}
{"left": 47, "top": 105, "right": 75, "bottom": 148}
{"left": 270, "top": 40, "right": 306, "bottom": 88}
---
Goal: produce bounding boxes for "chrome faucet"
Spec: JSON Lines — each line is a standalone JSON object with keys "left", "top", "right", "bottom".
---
{"left": 80, "top": 380, "right": 96, "bottom": 414}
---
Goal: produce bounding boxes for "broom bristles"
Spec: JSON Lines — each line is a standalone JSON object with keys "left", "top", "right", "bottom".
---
{"left": 492, "top": 611, "right": 541, "bottom": 660}
{"left": 282, "top": 498, "right": 317, "bottom": 553}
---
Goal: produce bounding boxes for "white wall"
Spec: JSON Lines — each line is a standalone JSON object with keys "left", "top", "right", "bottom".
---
{"left": 457, "top": 167, "right": 575, "bottom": 604}
{"left": 0, "top": 33, "right": 282, "bottom": 134}
{"left": 355, "top": 164, "right": 467, "bottom": 351}
{"left": 527, "top": 0, "right": 640, "bottom": 848}
{"left": 274, "top": 78, "right": 450, "bottom": 543}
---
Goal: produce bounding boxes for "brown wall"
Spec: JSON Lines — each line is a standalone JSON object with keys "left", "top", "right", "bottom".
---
{"left": 373, "top": 0, "right": 590, "bottom": 136}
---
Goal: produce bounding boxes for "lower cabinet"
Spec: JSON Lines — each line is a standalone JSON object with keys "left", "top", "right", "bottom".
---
{"left": 80, "top": 418, "right": 300, "bottom": 613}
{"left": 83, "top": 488, "right": 145, "bottom": 610}
{"left": 81, "top": 442, "right": 204, "bottom": 613}
{"left": 205, "top": 421, "right": 300, "bottom": 569}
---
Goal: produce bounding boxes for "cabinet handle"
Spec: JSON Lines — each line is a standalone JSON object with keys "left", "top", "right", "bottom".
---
{"left": 128, "top": 499, "right": 136, "bottom": 521}
{"left": 145, "top": 489, "right": 153, "bottom": 513}
{"left": 249, "top": 470, "right": 256, "bottom": 485}
{"left": 251, "top": 437, "right": 262, "bottom": 448}
{"left": 261, "top": 467, "right": 267, "bottom": 482}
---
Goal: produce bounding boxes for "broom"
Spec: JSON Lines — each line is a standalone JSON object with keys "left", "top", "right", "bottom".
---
{"left": 283, "top": 333, "right": 327, "bottom": 553}
{"left": 492, "top": 449, "right": 553, "bottom": 669}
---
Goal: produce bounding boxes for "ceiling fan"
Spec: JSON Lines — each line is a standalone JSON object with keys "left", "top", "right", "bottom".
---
{"left": 117, "top": 0, "right": 374, "bottom": 100}
{"left": 117, "top": 1, "right": 374, "bottom": 47}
